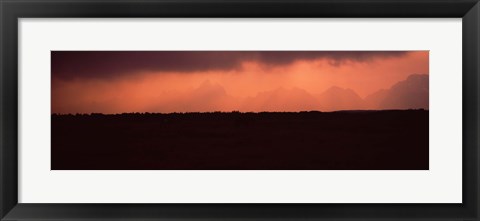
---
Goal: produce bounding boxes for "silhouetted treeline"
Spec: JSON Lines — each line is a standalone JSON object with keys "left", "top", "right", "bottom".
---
{"left": 52, "top": 110, "right": 429, "bottom": 170}
{"left": 52, "top": 109, "right": 427, "bottom": 116}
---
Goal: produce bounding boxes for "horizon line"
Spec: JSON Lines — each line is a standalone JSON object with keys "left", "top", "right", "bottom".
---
{"left": 52, "top": 108, "right": 429, "bottom": 115}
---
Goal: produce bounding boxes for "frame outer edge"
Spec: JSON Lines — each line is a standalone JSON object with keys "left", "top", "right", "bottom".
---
{"left": 1, "top": 0, "right": 480, "bottom": 220}
{"left": 474, "top": 2, "right": 479, "bottom": 220}
{"left": 463, "top": 2, "right": 480, "bottom": 220}
{"left": 0, "top": 1, "right": 19, "bottom": 220}
{"left": 0, "top": 0, "right": 3, "bottom": 217}
{"left": 0, "top": 0, "right": 5, "bottom": 219}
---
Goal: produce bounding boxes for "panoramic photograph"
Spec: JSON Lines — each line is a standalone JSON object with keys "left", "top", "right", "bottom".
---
{"left": 51, "top": 51, "right": 429, "bottom": 170}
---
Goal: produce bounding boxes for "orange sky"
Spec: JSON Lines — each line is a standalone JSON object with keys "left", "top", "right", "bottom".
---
{"left": 52, "top": 51, "right": 428, "bottom": 114}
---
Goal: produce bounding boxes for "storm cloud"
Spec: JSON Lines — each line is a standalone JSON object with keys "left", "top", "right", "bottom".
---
{"left": 52, "top": 51, "right": 410, "bottom": 80}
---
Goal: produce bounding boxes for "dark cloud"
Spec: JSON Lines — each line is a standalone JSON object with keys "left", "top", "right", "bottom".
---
{"left": 51, "top": 51, "right": 410, "bottom": 80}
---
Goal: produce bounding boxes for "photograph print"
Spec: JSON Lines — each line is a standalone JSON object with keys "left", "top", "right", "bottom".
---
{"left": 51, "top": 51, "right": 429, "bottom": 170}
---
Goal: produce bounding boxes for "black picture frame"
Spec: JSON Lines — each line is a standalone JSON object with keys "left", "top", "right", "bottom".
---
{"left": 1, "top": 0, "right": 479, "bottom": 220}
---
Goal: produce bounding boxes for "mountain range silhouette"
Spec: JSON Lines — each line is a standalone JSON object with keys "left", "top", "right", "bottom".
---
{"left": 148, "top": 74, "right": 428, "bottom": 112}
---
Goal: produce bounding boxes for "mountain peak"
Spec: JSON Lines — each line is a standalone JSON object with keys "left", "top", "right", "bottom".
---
{"left": 194, "top": 80, "right": 227, "bottom": 96}
{"left": 318, "top": 86, "right": 364, "bottom": 111}
{"left": 324, "top": 85, "right": 343, "bottom": 92}
{"left": 321, "top": 86, "right": 361, "bottom": 99}
{"left": 198, "top": 79, "right": 213, "bottom": 87}
{"left": 372, "top": 74, "right": 429, "bottom": 110}
{"left": 242, "top": 87, "right": 320, "bottom": 112}
{"left": 407, "top": 73, "right": 428, "bottom": 81}
{"left": 323, "top": 86, "right": 357, "bottom": 94}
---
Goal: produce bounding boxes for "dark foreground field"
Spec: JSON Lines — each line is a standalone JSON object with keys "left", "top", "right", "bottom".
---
{"left": 52, "top": 110, "right": 428, "bottom": 170}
